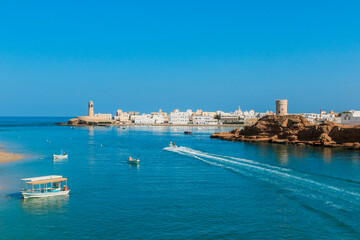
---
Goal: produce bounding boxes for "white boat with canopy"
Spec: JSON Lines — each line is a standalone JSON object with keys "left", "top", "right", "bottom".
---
{"left": 20, "top": 175, "right": 70, "bottom": 199}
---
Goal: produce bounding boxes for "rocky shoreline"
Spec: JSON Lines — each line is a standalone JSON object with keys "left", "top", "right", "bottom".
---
{"left": 210, "top": 115, "right": 360, "bottom": 150}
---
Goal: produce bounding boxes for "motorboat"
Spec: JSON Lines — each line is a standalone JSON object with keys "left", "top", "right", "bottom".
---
{"left": 19, "top": 175, "right": 70, "bottom": 199}
{"left": 128, "top": 156, "right": 140, "bottom": 165}
{"left": 53, "top": 150, "right": 68, "bottom": 160}
{"left": 184, "top": 131, "right": 192, "bottom": 135}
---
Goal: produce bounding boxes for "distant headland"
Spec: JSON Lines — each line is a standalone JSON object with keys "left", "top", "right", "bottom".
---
{"left": 57, "top": 99, "right": 360, "bottom": 127}
{"left": 57, "top": 101, "right": 261, "bottom": 127}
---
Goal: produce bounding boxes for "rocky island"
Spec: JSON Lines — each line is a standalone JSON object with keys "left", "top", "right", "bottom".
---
{"left": 210, "top": 115, "right": 360, "bottom": 150}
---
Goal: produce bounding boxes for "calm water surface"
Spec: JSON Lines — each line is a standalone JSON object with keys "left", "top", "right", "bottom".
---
{"left": 0, "top": 117, "right": 360, "bottom": 239}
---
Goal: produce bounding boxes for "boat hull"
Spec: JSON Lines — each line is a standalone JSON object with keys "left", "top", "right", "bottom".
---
{"left": 21, "top": 190, "right": 70, "bottom": 199}
{"left": 128, "top": 160, "right": 140, "bottom": 164}
{"left": 53, "top": 154, "right": 68, "bottom": 160}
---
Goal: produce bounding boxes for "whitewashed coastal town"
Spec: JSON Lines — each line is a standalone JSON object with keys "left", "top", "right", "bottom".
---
{"left": 62, "top": 100, "right": 360, "bottom": 126}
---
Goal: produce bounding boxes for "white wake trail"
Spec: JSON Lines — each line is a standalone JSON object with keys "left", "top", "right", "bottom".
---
{"left": 164, "top": 146, "right": 360, "bottom": 201}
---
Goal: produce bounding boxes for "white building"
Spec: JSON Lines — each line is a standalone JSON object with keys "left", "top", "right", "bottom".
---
{"left": 169, "top": 109, "right": 192, "bottom": 124}
{"left": 234, "top": 106, "right": 243, "bottom": 116}
{"left": 257, "top": 111, "right": 271, "bottom": 118}
{"left": 114, "top": 110, "right": 130, "bottom": 123}
{"left": 301, "top": 111, "right": 340, "bottom": 124}
{"left": 217, "top": 106, "right": 248, "bottom": 124}
{"left": 94, "top": 113, "right": 113, "bottom": 120}
{"left": 218, "top": 113, "right": 241, "bottom": 123}
{"left": 151, "top": 109, "right": 169, "bottom": 123}
{"left": 128, "top": 112, "right": 140, "bottom": 123}
{"left": 301, "top": 113, "right": 321, "bottom": 123}
{"left": 216, "top": 106, "right": 270, "bottom": 124}
{"left": 134, "top": 114, "right": 164, "bottom": 125}
{"left": 193, "top": 116, "right": 218, "bottom": 125}
{"left": 341, "top": 110, "right": 360, "bottom": 125}
{"left": 134, "top": 114, "right": 153, "bottom": 125}
{"left": 152, "top": 114, "right": 165, "bottom": 124}
{"left": 216, "top": 110, "right": 240, "bottom": 123}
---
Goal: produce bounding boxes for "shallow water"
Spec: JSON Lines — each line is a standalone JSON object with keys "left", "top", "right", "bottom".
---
{"left": 0, "top": 117, "right": 360, "bottom": 239}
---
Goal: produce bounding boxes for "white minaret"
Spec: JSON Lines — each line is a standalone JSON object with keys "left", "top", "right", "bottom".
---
{"left": 276, "top": 99, "right": 288, "bottom": 115}
{"left": 88, "top": 101, "right": 94, "bottom": 117}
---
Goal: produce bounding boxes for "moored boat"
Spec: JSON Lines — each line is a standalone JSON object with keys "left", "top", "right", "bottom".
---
{"left": 53, "top": 154, "right": 68, "bottom": 160}
{"left": 20, "top": 175, "right": 70, "bottom": 199}
{"left": 53, "top": 150, "right": 68, "bottom": 159}
{"left": 128, "top": 156, "right": 140, "bottom": 164}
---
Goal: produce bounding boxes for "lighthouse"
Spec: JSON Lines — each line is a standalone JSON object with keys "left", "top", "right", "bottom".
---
{"left": 88, "top": 101, "right": 94, "bottom": 117}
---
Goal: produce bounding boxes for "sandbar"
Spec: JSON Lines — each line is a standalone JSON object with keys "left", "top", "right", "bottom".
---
{"left": 0, "top": 145, "right": 24, "bottom": 163}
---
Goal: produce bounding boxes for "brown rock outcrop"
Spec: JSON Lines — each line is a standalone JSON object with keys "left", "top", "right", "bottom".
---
{"left": 56, "top": 116, "right": 116, "bottom": 126}
{"left": 68, "top": 118, "right": 80, "bottom": 125}
{"left": 211, "top": 115, "right": 360, "bottom": 149}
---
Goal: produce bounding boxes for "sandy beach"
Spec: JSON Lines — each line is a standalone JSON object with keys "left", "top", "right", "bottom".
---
{"left": 0, "top": 145, "right": 24, "bottom": 163}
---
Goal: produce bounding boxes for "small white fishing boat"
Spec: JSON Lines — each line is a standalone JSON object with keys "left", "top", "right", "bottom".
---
{"left": 128, "top": 156, "right": 140, "bottom": 165}
{"left": 19, "top": 175, "right": 70, "bottom": 199}
{"left": 53, "top": 150, "right": 68, "bottom": 160}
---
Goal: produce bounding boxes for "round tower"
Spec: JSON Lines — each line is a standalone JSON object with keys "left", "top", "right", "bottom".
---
{"left": 88, "top": 101, "right": 94, "bottom": 117}
{"left": 276, "top": 99, "right": 287, "bottom": 115}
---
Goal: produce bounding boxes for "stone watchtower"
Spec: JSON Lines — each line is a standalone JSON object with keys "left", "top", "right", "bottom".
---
{"left": 88, "top": 101, "right": 94, "bottom": 117}
{"left": 276, "top": 99, "right": 288, "bottom": 115}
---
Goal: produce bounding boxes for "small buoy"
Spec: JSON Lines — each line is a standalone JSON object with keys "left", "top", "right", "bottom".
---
{"left": 100, "top": 144, "right": 103, "bottom": 147}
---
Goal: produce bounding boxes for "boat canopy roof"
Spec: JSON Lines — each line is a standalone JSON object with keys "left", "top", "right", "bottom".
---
{"left": 21, "top": 175, "right": 63, "bottom": 182}
{"left": 26, "top": 178, "right": 67, "bottom": 185}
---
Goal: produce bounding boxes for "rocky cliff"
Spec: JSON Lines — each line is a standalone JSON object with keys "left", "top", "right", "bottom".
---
{"left": 211, "top": 115, "right": 360, "bottom": 149}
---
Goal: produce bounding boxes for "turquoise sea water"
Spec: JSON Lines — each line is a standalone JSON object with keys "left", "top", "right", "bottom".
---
{"left": 0, "top": 117, "right": 360, "bottom": 239}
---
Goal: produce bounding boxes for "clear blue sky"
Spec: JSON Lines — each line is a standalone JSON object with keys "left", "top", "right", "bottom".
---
{"left": 0, "top": 1, "right": 359, "bottom": 116}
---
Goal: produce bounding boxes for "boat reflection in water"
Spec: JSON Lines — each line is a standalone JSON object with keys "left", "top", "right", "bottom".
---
{"left": 20, "top": 195, "right": 69, "bottom": 215}
{"left": 128, "top": 164, "right": 140, "bottom": 170}
{"left": 52, "top": 156, "right": 68, "bottom": 164}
